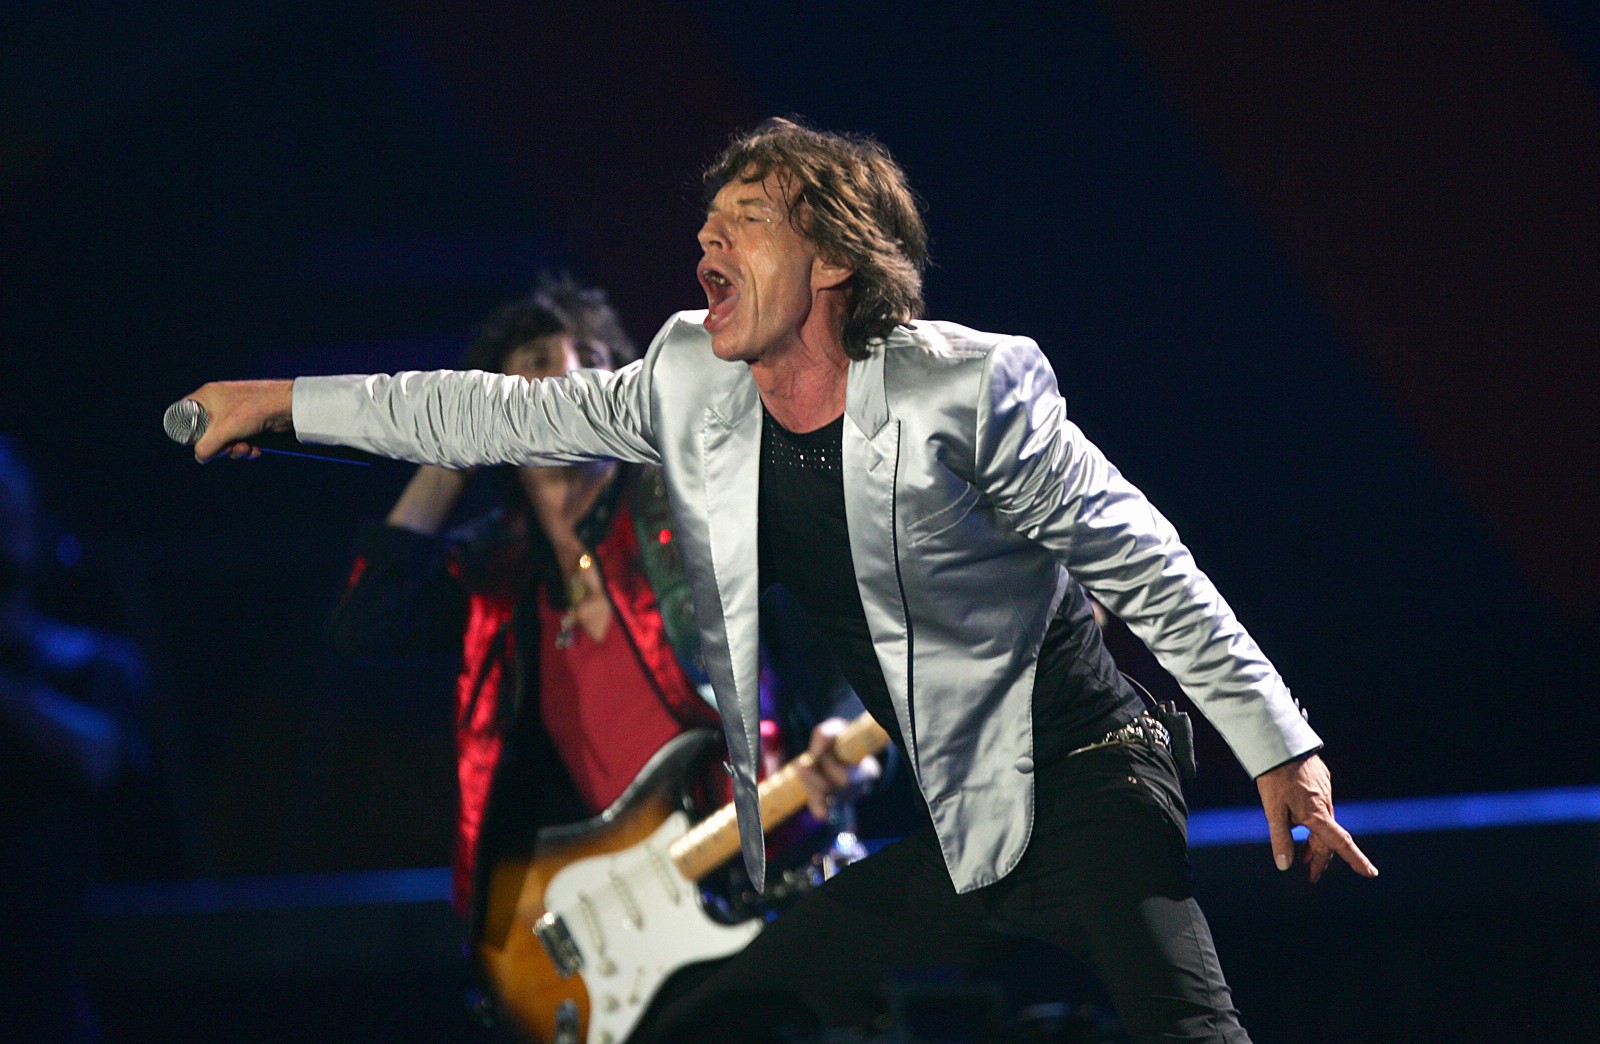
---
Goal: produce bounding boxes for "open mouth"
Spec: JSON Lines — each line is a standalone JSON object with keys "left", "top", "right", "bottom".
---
{"left": 699, "top": 264, "right": 740, "bottom": 333}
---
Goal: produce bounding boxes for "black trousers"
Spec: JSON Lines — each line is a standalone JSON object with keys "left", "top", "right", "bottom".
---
{"left": 639, "top": 741, "right": 1250, "bottom": 1043}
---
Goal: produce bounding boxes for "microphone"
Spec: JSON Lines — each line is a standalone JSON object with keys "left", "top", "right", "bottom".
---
{"left": 163, "top": 398, "right": 372, "bottom": 465}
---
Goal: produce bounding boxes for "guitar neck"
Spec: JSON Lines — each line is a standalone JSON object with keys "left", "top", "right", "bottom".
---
{"left": 668, "top": 713, "right": 890, "bottom": 882}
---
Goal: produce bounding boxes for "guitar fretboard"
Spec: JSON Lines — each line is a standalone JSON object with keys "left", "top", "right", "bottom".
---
{"left": 668, "top": 713, "right": 890, "bottom": 882}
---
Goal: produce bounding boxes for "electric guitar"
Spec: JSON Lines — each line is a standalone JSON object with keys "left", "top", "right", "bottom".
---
{"left": 476, "top": 713, "right": 891, "bottom": 1044}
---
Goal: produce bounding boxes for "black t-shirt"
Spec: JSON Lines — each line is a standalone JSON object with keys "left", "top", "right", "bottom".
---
{"left": 757, "top": 409, "right": 1141, "bottom": 769}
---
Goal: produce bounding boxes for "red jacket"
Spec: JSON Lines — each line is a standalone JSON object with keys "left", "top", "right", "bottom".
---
{"left": 330, "top": 466, "right": 720, "bottom": 934}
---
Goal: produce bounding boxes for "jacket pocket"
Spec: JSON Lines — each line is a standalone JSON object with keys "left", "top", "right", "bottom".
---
{"left": 906, "top": 482, "right": 983, "bottom": 544}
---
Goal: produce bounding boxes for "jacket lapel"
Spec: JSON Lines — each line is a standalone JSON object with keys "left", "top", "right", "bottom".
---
{"left": 842, "top": 346, "right": 918, "bottom": 779}
{"left": 699, "top": 375, "right": 767, "bottom": 887}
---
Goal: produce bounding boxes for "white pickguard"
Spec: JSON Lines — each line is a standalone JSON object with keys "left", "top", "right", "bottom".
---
{"left": 541, "top": 810, "right": 763, "bottom": 1044}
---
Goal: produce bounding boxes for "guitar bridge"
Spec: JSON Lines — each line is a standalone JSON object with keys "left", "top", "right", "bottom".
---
{"left": 533, "top": 911, "right": 584, "bottom": 977}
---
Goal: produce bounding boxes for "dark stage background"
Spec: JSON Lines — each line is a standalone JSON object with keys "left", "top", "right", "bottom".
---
{"left": 4, "top": 2, "right": 1597, "bottom": 1041}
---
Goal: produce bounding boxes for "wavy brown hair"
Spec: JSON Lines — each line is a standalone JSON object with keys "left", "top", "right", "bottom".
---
{"left": 704, "top": 118, "right": 928, "bottom": 359}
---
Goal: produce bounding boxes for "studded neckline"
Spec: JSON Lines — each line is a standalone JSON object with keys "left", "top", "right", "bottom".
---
{"left": 762, "top": 410, "right": 843, "bottom": 473}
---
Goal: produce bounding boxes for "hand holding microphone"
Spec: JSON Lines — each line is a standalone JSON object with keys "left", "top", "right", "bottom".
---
{"left": 164, "top": 380, "right": 369, "bottom": 465}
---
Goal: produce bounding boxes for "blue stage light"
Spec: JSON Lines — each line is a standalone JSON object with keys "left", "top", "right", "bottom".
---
{"left": 94, "top": 786, "right": 1600, "bottom": 915}
{"left": 1189, "top": 785, "right": 1600, "bottom": 848}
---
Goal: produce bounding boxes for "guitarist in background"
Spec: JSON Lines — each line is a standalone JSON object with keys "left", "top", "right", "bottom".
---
{"left": 326, "top": 277, "right": 878, "bottom": 1036}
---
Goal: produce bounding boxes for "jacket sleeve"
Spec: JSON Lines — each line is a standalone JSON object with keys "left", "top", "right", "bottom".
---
{"left": 326, "top": 524, "right": 467, "bottom": 658}
{"left": 972, "top": 335, "right": 1321, "bottom": 778}
{"left": 290, "top": 316, "right": 680, "bottom": 469}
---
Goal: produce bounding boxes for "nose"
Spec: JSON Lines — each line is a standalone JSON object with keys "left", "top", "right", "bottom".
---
{"left": 697, "top": 213, "right": 727, "bottom": 252}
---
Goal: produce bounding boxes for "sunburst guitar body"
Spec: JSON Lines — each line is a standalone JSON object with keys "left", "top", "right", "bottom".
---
{"left": 477, "top": 714, "right": 889, "bottom": 1044}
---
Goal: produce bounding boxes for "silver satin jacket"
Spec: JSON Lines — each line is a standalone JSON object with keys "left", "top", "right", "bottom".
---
{"left": 294, "top": 311, "right": 1322, "bottom": 893}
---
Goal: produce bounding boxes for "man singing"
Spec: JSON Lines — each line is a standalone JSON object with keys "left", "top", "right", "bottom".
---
{"left": 182, "top": 118, "right": 1376, "bottom": 1042}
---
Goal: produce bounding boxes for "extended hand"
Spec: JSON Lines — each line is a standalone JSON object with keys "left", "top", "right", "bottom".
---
{"left": 796, "top": 716, "right": 882, "bottom": 821}
{"left": 183, "top": 379, "right": 296, "bottom": 462}
{"left": 1255, "top": 753, "right": 1378, "bottom": 883}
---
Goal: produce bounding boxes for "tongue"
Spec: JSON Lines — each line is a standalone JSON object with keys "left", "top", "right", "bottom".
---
{"left": 705, "top": 289, "right": 739, "bottom": 330}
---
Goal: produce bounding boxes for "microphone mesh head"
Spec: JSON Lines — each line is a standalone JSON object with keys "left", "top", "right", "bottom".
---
{"left": 163, "top": 399, "right": 209, "bottom": 446}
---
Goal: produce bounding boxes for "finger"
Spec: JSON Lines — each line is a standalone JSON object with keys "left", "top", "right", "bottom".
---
{"left": 195, "top": 434, "right": 225, "bottom": 462}
{"left": 1306, "top": 837, "right": 1334, "bottom": 884}
{"left": 795, "top": 761, "right": 832, "bottom": 820}
{"left": 1309, "top": 813, "right": 1379, "bottom": 878}
{"left": 187, "top": 389, "right": 228, "bottom": 461}
{"left": 196, "top": 431, "right": 245, "bottom": 463}
{"left": 1264, "top": 808, "right": 1295, "bottom": 872}
{"left": 807, "top": 718, "right": 845, "bottom": 758}
{"left": 814, "top": 752, "right": 852, "bottom": 792}
{"left": 850, "top": 754, "right": 882, "bottom": 788}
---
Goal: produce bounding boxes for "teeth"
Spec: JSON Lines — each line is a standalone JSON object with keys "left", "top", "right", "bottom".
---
{"left": 704, "top": 271, "right": 730, "bottom": 287}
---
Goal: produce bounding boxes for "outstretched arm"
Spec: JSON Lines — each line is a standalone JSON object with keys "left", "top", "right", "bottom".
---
{"left": 180, "top": 313, "right": 694, "bottom": 469}
{"left": 183, "top": 367, "right": 662, "bottom": 470}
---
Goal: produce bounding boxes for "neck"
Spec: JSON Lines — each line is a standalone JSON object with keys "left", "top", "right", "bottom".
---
{"left": 751, "top": 296, "right": 851, "bottom": 433}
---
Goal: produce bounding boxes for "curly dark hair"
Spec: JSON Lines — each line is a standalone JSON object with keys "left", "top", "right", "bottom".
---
{"left": 463, "top": 273, "right": 636, "bottom": 373}
{"left": 704, "top": 117, "right": 928, "bottom": 360}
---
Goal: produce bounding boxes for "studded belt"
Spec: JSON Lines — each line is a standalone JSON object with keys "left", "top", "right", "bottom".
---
{"left": 1066, "top": 713, "right": 1171, "bottom": 758}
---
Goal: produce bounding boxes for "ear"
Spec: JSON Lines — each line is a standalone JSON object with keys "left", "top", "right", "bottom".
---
{"left": 811, "top": 254, "right": 855, "bottom": 292}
